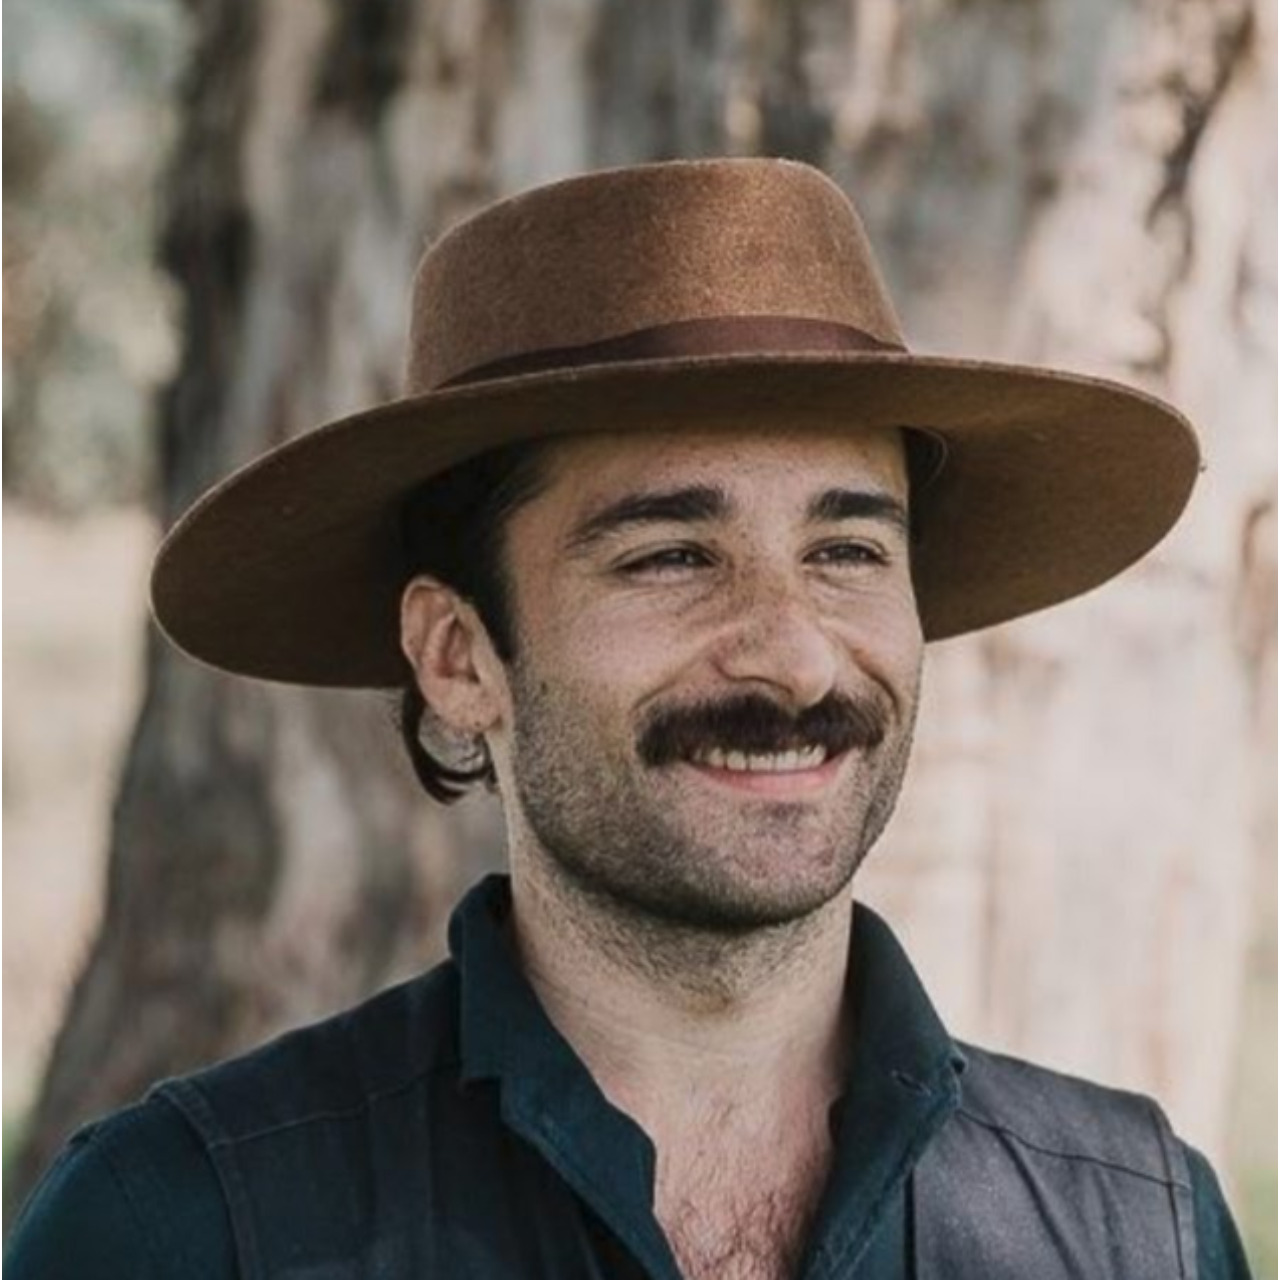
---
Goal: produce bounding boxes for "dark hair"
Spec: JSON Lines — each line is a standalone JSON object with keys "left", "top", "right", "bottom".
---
{"left": 398, "top": 438, "right": 553, "bottom": 803}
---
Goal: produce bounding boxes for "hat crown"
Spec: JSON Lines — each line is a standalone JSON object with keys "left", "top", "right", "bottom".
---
{"left": 405, "top": 159, "right": 906, "bottom": 393}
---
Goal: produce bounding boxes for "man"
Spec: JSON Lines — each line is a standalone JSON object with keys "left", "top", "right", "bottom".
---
{"left": 7, "top": 159, "right": 1251, "bottom": 1278}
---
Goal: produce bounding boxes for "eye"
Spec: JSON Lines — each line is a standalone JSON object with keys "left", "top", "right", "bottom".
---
{"left": 617, "top": 545, "right": 714, "bottom": 576}
{"left": 807, "top": 540, "right": 890, "bottom": 568}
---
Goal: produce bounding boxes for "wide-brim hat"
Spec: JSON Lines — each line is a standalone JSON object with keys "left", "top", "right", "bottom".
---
{"left": 151, "top": 158, "right": 1200, "bottom": 688}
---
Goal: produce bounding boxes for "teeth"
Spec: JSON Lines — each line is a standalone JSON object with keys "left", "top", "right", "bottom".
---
{"left": 693, "top": 746, "right": 828, "bottom": 773}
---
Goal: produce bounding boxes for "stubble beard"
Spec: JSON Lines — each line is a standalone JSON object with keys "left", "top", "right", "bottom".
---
{"left": 506, "top": 658, "right": 920, "bottom": 943}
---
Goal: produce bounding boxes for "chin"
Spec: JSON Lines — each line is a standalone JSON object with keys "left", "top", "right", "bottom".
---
{"left": 590, "top": 836, "right": 865, "bottom": 934}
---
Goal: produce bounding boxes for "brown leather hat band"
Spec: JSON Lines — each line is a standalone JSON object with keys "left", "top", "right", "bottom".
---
{"left": 440, "top": 314, "right": 906, "bottom": 388}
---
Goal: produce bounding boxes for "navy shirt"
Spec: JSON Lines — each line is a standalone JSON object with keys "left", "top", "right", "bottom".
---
{"left": 7, "top": 875, "right": 1252, "bottom": 1278}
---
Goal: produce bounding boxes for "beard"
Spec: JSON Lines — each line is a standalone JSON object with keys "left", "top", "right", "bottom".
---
{"left": 508, "top": 659, "right": 919, "bottom": 935}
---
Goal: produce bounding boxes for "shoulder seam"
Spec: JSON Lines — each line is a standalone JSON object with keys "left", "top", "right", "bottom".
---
{"left": 955, "top": 1105, "right": 1192, "bottom": 1190}
{"left": 192, "top": 1056, "right": 462, "bottom": 1150}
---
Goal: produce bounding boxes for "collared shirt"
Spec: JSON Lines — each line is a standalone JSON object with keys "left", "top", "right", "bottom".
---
{"left": 6, "top": 875, "right": 1252, "bottom": 1278}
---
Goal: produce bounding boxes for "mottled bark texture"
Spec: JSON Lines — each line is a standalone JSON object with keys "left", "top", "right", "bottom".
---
{"left": 11, "top": 0, "right": 1274, "bottom": 1216}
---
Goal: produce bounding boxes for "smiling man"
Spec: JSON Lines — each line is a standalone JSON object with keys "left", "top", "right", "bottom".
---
{"left": 457, "top": 429, "right": 920, "bottom": 934}
{"left": 7, "top": 160, "right": 1251, "bottom": 1279}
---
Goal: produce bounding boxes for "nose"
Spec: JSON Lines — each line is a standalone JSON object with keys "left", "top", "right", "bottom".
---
{"left": 710, "top": 574, "right": 841, "bottom": 710}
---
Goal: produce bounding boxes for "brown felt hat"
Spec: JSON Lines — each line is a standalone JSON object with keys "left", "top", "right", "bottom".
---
{"left": 151, "top": 158, "right": 1200, "bottom": 688}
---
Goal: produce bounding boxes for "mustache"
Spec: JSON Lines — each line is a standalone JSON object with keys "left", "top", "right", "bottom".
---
{"left": 637, "top": 690, "right": 889, "bottom": 767}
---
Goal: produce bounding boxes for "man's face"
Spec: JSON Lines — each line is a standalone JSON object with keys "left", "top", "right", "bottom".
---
{"left": 489, "top": 425, "right": 923, "bottom": 932}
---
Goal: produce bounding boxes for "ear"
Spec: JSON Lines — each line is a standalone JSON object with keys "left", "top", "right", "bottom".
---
{"left": 400, "top": 577, "right": 507, "bottom": 736}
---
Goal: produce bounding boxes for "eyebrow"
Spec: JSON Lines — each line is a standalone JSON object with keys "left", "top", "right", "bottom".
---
{"left": 565, "top": 485, "right": 729, "bottom": 551}
{"left": 806, "top": 487, "right": 909, "bottom": 534}
{"left": 563, "top": 481, "right": 909, "bottom": 553}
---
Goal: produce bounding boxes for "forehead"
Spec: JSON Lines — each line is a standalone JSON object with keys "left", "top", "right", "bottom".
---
{"left": 535, "top": 425, "right": 908, "bottom": 511}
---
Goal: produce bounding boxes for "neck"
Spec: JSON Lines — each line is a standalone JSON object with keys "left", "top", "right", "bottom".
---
{"left": 506, "top": 845, "right": 855, "bottom": 1125}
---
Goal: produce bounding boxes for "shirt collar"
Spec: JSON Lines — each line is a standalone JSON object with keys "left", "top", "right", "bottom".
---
{"left": 449, "top": 871, "right": 963, "bottom": 1094}
{"left": 844, "top": 902, "right": 968, "bottom": 1093}
{"left": 448, "top": 874, "right": 675, "bottom": 1275}
{"left": 448, "top": 872, "right": 563, "bottom": 1088}
{"left": 447, "top": 873, "right": 965, "bottom": 1275}
{"left": 810, "top": 902, "right": 966, "bottom": 1274}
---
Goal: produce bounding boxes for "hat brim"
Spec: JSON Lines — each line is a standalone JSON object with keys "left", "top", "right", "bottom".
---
{"left": 150, "top": 352, "right": 1200, "bottom": 688}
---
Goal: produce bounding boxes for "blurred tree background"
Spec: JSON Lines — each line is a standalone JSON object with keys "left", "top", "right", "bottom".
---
{"left": 4, "top": 0, "right": 182, "bottom": 511}
{"left": 4, "top": 0, "right": 1275, "bottom": 1271}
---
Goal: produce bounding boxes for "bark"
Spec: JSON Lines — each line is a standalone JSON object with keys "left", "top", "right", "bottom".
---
{"left": 854, "top": 0, "right": 1275, "bottom": 1162}
{"left": 12, "top": 0, "right": 1274, "bottom": 1217}
{"left": 9, "top": 0, "right": 510, "bottom": 1210}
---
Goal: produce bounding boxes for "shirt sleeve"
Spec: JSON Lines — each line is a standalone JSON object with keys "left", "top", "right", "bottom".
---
{"left": 4, "top": 1095, "right": 238, "bottom": 1280}
{"left": 1184, "top": 1141, "right": 1255, "bottom": 1280}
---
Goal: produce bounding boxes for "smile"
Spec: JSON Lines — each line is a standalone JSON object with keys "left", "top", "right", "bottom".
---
{"left": 681, "top": 745, "right": 846, "bottom": 798}
{"left": 690, "top": 746, "right": 829, "bottom": 773}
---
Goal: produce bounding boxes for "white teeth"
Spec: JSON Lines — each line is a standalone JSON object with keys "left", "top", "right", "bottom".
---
{"left": 693, "top": 746, "right": 829, "bottom": 773}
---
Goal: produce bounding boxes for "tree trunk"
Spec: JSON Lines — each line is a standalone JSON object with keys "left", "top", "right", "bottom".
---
{"left": 12, "top": 0, "right": 1273, "bottom": 1220}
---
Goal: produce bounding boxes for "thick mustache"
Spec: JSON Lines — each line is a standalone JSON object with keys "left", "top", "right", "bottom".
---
{"left": 637, "top": 691, "right": 889, "bottom": 767}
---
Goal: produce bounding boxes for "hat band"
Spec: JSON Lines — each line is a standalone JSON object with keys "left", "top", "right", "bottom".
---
{"left": 440, "top": 314, "right": 906, "bottom": 388}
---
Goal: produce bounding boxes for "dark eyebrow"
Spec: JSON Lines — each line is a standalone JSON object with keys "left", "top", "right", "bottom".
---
{"left": 806, "top": 488, "right": 908, "bottom": 534}
{"left": 565, "top": 484, "right": 730, "bottom": 552}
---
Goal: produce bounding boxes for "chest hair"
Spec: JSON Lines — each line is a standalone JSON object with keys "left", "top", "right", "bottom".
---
{"left": 655, "top": 1105, "right": 833, "bottom": 1280}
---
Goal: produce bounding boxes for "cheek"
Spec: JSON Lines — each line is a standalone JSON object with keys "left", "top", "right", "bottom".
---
{"left": 864, "top": 583, "right": 923, "bottom": 648}
{"left": 568, "top": 620, "right": 692, "bottom": 710}
{"left": 828, "top": 584, "right": 923, "bottom": 683}
{"left": 880, "top": 614, "right": 925, "bottom": 697}
{"left": 530, "top": 577, "right": 701, "bottom": 679}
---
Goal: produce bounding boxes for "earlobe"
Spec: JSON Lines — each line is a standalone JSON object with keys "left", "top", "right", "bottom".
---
{"left": 400, "top": 578, "right": 505, "bottom": 735}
